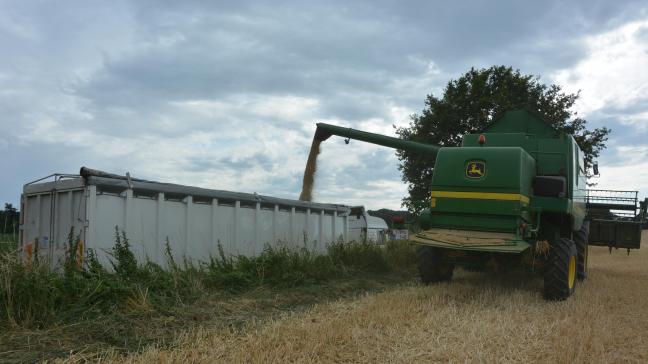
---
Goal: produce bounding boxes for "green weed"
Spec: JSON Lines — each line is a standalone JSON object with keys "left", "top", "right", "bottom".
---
{"left": 0, "top": 229, "right": 415, "bottom": 329}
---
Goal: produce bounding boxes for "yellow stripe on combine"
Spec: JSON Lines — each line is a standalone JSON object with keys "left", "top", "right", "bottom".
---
{"left": 431, "top": 191, "right": 530, "bottom": 204}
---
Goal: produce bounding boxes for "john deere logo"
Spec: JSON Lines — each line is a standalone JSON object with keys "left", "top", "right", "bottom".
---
{"left": 466, "top": 161, "right": 485, "bottom": 179}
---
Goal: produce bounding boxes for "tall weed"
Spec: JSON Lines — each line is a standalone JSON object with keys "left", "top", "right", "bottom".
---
{"left": 0, "top": 230, "right": 415, "bottom": 328}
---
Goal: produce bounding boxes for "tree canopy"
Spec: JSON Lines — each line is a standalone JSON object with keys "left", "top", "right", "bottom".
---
{"left": 395, "top": 65, "right": 611, "bottom": 213}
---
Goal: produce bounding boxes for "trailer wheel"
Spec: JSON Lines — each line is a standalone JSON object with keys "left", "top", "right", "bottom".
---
{"left": 417, "top": 246, "right": 454, "bottom": 284}
{"left": 574, "top": 220, "right": 590, "bottom": 280}
{"left": 543, "top": 238, "right": 578, "bottom": 300}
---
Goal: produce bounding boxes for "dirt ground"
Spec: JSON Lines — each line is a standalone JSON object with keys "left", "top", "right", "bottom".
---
{"left": 96, "top": 232, "right": 648, "bottom": 364}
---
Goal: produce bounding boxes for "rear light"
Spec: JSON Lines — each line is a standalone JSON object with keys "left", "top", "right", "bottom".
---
{"left": 478, "top": 134, "right": 486, "bottom": 145}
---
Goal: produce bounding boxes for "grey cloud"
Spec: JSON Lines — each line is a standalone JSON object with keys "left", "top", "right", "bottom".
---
{"left": 633, "top": 24, "right": 648, "bottom": 42}
{"left": 74, "top": 0, "right": 646, "bottom": 123}
{"left": 315, "top": 147, "right": 402, "bottom": 189}
{"left": 187, "top": 152, "right": 275, "bottom": 172}
{"left": 2, "top": 0, "right": 648, "bottom": 207}
{"left": 590, "top": 101, "right": 648, "bottom": 139}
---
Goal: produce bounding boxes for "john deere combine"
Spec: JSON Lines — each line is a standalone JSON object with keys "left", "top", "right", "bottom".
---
{"left": 309, "top": 110, "right": 647, "bottom": 300}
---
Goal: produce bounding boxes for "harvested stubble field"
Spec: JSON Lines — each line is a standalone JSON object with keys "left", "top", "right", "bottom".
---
{"left": 93, "top": 232, "right": 648, "bottom": 364}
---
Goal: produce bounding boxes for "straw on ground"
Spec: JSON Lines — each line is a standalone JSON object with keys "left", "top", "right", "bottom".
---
{"left": 105, "top": 237, "right": 648, "bottom": 363}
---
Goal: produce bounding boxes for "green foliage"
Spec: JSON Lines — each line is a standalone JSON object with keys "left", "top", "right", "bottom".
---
{"left": 328, "top": 241, "right": 390, "bottom": 273}
{"left": 0, "top": 237, "right": 17, "bottom": 253}
{"left": 0, "top": 230, "right": 415, "bottom": 329}
{"left": 63, "top": 228, "right": 81, "bottom": 276}
{"left": 383, "top": 240, "right": 418, "bottom": 272}
{"left": 0, "top": 203, "right": 19, "bottom": 253}
{"left": 109, "top": 227, "right": 138, "bottom": 280}
{"left": 396, "top": 65, "right": 611, "bottom": 213}
{"left": 1, "top": 203, "right": 19, "bottom": 235}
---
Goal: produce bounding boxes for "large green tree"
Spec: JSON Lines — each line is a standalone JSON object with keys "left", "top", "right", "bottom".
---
{"left": 396, "top": 66, "right": 611, "bottom": 213}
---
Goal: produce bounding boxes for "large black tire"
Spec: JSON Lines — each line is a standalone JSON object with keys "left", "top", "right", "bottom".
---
{"left": 417, "top": 246, "right": 454, "bottom": 284}
{"left": 543, "top": 238, "right": 578, "bottom": 300}
{"left": 574, "top": 221, "right": 590, "bottom": 280}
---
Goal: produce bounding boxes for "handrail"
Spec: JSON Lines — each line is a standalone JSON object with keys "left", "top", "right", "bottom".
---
{"left": 24, "top": 174, "right": 80, "bottom": 186}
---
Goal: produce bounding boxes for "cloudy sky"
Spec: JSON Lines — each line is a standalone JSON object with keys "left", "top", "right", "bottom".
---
{"left": 1, "top": 0, "right": 648, "bottom": 210}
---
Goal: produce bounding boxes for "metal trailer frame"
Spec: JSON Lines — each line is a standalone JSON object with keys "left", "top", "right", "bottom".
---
{"left": 20, "top": 169, "right": 352, "bottom": 270}
{"left": 586, "top": 189, "right": 647, "bottom": 251}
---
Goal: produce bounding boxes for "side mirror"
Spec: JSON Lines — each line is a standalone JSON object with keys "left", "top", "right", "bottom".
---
{"left": 593, "top": 162, "right": 599, "bottom": 176}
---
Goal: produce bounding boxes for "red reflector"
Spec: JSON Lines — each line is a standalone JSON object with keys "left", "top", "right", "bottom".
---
{"left": 478, "top": 134, "right": 486, "bottom": 144}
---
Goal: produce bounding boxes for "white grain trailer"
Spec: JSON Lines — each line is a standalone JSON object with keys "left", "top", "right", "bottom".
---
{"left": 20, "top": 167, "right": 351, "bottom": 270}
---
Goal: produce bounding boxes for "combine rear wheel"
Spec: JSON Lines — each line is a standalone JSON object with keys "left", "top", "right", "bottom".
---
{"left": 543, "top": 238, "right": 577, "bottom": 300}
{"left": 574, "top": 220, "right": 590, "bottom": 280}
{"left": 417, "top": 246, "right": 454, "bottom": 284}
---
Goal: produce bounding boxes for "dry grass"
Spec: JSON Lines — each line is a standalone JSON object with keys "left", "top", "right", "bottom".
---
{"left": 95, "top": 234, "right": 648, "bottom": 363}
{"left": 1, "top": 276, "right": 408, "bottom": 363}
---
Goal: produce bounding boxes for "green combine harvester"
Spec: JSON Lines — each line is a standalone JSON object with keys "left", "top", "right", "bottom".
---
{"left": 310, "top": 110, "right": 647, "bottom": 300}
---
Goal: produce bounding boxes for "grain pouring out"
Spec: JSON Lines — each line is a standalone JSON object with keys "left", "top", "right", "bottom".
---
{"left": 298, "top": 137, "right": 322, "bottom": 202}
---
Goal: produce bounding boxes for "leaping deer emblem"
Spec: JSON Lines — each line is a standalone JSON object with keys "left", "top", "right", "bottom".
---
{"left": 466, "top": 162, "right": 485, "bottom": 178}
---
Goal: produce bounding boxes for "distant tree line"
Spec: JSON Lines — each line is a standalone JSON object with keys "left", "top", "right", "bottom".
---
{"left": 1, "top": 203, "right": 19, "bottom": 236}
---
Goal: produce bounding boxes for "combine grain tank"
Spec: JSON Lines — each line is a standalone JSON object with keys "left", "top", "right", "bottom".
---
{"left": 19, "top": 168, "right": 351, "bottom": 270}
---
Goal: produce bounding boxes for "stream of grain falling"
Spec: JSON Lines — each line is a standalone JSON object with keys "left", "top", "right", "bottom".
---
{"left": 298, "top": 138, "right": 322, "bottom": 201}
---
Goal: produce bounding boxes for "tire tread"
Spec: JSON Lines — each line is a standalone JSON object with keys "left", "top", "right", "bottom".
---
{"left": 544, "top": 238, "right": 577, "bottom": 300}
{"left": 574, "top": 221, "right": 590, "bottom": 280}
{"left": 417, "top": 246, "right": 454, "bottom": 284}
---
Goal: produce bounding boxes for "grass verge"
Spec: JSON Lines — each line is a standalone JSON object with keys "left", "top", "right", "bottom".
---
{"left": 0, "top": 228, "right": 416, "bottom": 362}
{"left": 0, "top": 234, "right": 17, "bottom": 253}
